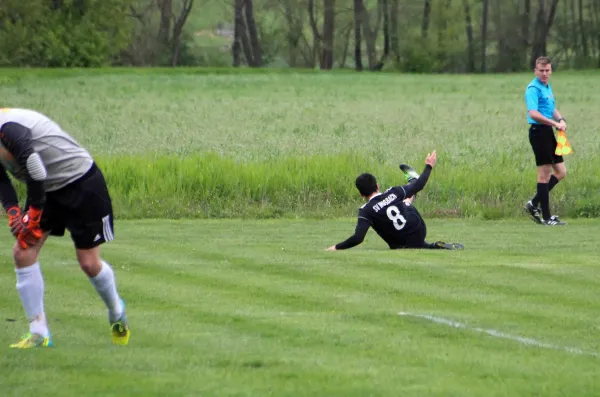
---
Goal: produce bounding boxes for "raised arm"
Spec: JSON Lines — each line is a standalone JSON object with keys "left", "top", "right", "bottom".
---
{"left": 399, "top": 164, "right": 433, "bottom": 199}
{"left": 395, "top": 151, "right": 437, "bottom": 200}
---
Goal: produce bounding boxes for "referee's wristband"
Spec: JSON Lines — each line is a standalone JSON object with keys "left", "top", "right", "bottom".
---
{"left": 557, "top": 117, "right": 566, "bottom": 122}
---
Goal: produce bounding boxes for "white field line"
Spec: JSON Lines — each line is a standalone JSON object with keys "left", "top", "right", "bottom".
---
{"left": 398, "top": 312, "right": 598, "bottom": 358}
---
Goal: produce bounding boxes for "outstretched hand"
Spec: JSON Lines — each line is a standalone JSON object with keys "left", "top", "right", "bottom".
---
{"left": 425, "top": 150, "right": 437, "bottom": 168}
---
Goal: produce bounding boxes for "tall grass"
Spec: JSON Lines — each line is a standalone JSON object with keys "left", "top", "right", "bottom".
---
{"left": 96, "top": 153, "right": 381, "bottom": 219}
{"left": 93, "top": 153, "right": 599, "bottom": 219}
{"left": 1, "top": 68, "right": 599, "bottom": 219}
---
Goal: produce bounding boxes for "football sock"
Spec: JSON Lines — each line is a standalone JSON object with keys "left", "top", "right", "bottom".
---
{"left": 15, "top": 262, "right": 50, "bottom": 337}
{"left": 536, "top": 183, "right": 551, "bottom": 220}
{"left": 424, "top": 242, "right": 442, "bottom": 249}
{"left": 89, "top": 261, "right": 123, "bottom": 323}
{"left": 532, "top": 175, "right": 559, "bottom": 207}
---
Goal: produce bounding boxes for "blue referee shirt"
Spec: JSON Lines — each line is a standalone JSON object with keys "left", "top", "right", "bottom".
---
{"left": 525, "top": 77, "right": 555, "bottom": 124}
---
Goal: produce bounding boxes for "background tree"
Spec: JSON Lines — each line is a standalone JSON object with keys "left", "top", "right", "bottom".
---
{"left": 0, "top": 0, "right": 135, "bottom": 67}
{"left": 125, "top": 0, "right": 196, "bottom": 66}
{"left": 3, "top": 0, "right": 600, "bottom": 72}
{"left": 232, "top": 0, "right": 262, "bottom": 67}
{"left": 308, "top": 0, "right": 336, "bottom": 70}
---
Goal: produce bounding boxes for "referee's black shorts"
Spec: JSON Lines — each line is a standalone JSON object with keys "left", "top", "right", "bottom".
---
{"left": 528, "top": 124, "right": 564, "bottom": 166}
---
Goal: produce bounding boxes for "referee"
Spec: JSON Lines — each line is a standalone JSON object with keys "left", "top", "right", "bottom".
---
{"left": 523, "top": 56, "right": 567, "bottom": 226}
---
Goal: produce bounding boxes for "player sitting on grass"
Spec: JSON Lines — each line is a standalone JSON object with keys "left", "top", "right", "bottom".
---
{"left": 327, "top": 150, "right": 464, "bottom": 251}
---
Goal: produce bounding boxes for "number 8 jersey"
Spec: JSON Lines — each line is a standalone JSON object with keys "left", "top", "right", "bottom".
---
{"left": 357, "top": 185, "right": 426, "bottom": 249}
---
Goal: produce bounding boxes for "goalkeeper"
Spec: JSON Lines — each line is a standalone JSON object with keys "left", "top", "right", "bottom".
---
{"left": 0, "top": 108, "right": 130, "bottom": 348}
{"left": 326, "top": 151, "right": 464, "bottom": 251}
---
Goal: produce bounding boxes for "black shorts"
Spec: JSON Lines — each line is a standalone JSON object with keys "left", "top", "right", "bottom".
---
{"left": 389, "top": 205, "right": 427, "bottom": 249}
{"left": 529, "top": 124, "right": 564, "bottom": 166}
{"left": 26, "top": 163, "right": 115, "bottom": 249}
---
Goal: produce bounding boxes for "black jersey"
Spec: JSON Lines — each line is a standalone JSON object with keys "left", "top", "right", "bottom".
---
{"left": 334, "top": 164, "right": 433, "bottom": 250}
{"left": 357, "top": 187, "right": 426, "bottom": 249}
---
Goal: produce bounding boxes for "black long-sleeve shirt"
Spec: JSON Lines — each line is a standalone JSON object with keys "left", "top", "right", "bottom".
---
{"left": 335, "top": 164, "right": 433, "bottom": 250}
{"left": 0, "top": 122, "right": 45, "bottom": 210}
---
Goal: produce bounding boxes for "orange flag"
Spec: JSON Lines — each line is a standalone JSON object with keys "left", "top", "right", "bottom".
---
{"left": 555, "top": 130, "right": 573, "bottom": 156}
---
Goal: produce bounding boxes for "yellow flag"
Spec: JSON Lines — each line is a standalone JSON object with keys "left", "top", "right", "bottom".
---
{"left": 555, "top": 130, "right": 573, "bottom": 156}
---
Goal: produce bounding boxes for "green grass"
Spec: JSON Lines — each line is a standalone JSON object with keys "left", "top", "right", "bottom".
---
{"left": 1, "top": 68, "right": 599, "bottom": 219}
{"left": 1, "top": 219, "right": 600, "bottom": 396}
{"left": 1, "top": 68, "right": 599, "bottom": 395}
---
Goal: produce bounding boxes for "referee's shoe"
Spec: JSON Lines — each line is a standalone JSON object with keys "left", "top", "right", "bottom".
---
{"left": 524, "top": 201, "right": 566, "bottom": 226}
{"left": 542, "top": 215, "right": 567, "bottom": 226}
{"left": 524, "top": 201, "right": 543, "bottom": 224}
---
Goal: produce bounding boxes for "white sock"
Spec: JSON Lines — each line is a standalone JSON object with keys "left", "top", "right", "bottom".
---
{"left": 15, "top": 263, "right": 50, "bottom": 337}
{"left": 89, "top": 261, "right": 123, "bottom": 323}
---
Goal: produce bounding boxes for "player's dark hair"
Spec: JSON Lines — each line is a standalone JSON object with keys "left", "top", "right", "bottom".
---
{"left": 355, "top": 173, "right": 378, "bottom": 197}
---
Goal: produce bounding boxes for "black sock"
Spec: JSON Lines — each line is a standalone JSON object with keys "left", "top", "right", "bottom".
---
{"left": 532, "top": 175, "right": 559, "bottom": 207}
{"left": 424, "top": 241, "right": 443, "bottom": 249}
{"left": 537, "top": 183, "right": 551, "bottom": 220}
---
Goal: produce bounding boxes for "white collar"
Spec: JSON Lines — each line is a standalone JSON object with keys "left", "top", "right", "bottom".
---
{"left": 368, "top": 192, "right": 382, "bottom": 202}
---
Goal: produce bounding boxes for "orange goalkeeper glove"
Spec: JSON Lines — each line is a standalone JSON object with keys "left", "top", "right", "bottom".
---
{"left": 7, "top": 206, "right": 25, "bottom": 237}
{"left": 16, "top": 207, "right": 44, "bottom": 249}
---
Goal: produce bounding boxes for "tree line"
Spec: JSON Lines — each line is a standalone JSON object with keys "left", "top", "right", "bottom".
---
{"left": 1, "top": 0, "right": 599, "bottom": 72}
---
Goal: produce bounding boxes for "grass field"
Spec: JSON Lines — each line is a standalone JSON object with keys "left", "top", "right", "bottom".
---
{"left": 1, "top": 219, "right": 600, "bottom": 396}
{"left": 1, "top": 68, "right": 600, "bottom": 396}
{"left": 1, "top": 68, "right": 599, "bottom": 219}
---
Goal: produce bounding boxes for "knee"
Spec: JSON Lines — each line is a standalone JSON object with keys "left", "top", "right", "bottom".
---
{"left": 537, "top": 169, "right": 552, "bottom": 182}
{"left": 76, "top": 246, "right": 103, "bottom": 277}
{"left": 78, "top": 261, "right": 102, "bottom": 277}
{"left": 555, "top": 168, "right": 567, "bottom": 181}
{"left": 12, "top": 243, "right": 38, "bottom": 268}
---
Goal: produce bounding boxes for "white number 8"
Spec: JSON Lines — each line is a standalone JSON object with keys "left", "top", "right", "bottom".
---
{"left": 386, "top": 205, "right": 406, "bottom": 230}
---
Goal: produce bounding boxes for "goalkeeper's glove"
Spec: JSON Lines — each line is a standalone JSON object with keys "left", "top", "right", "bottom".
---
{"left": 7, "top": 206, "right": 25, "bottom": 237}
{"left": 16, "top": 207, "right": 44, "bottom": 249}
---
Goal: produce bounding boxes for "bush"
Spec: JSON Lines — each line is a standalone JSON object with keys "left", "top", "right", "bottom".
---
{"left": 0, "top": 0, "right": 134, "bottom": 67}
